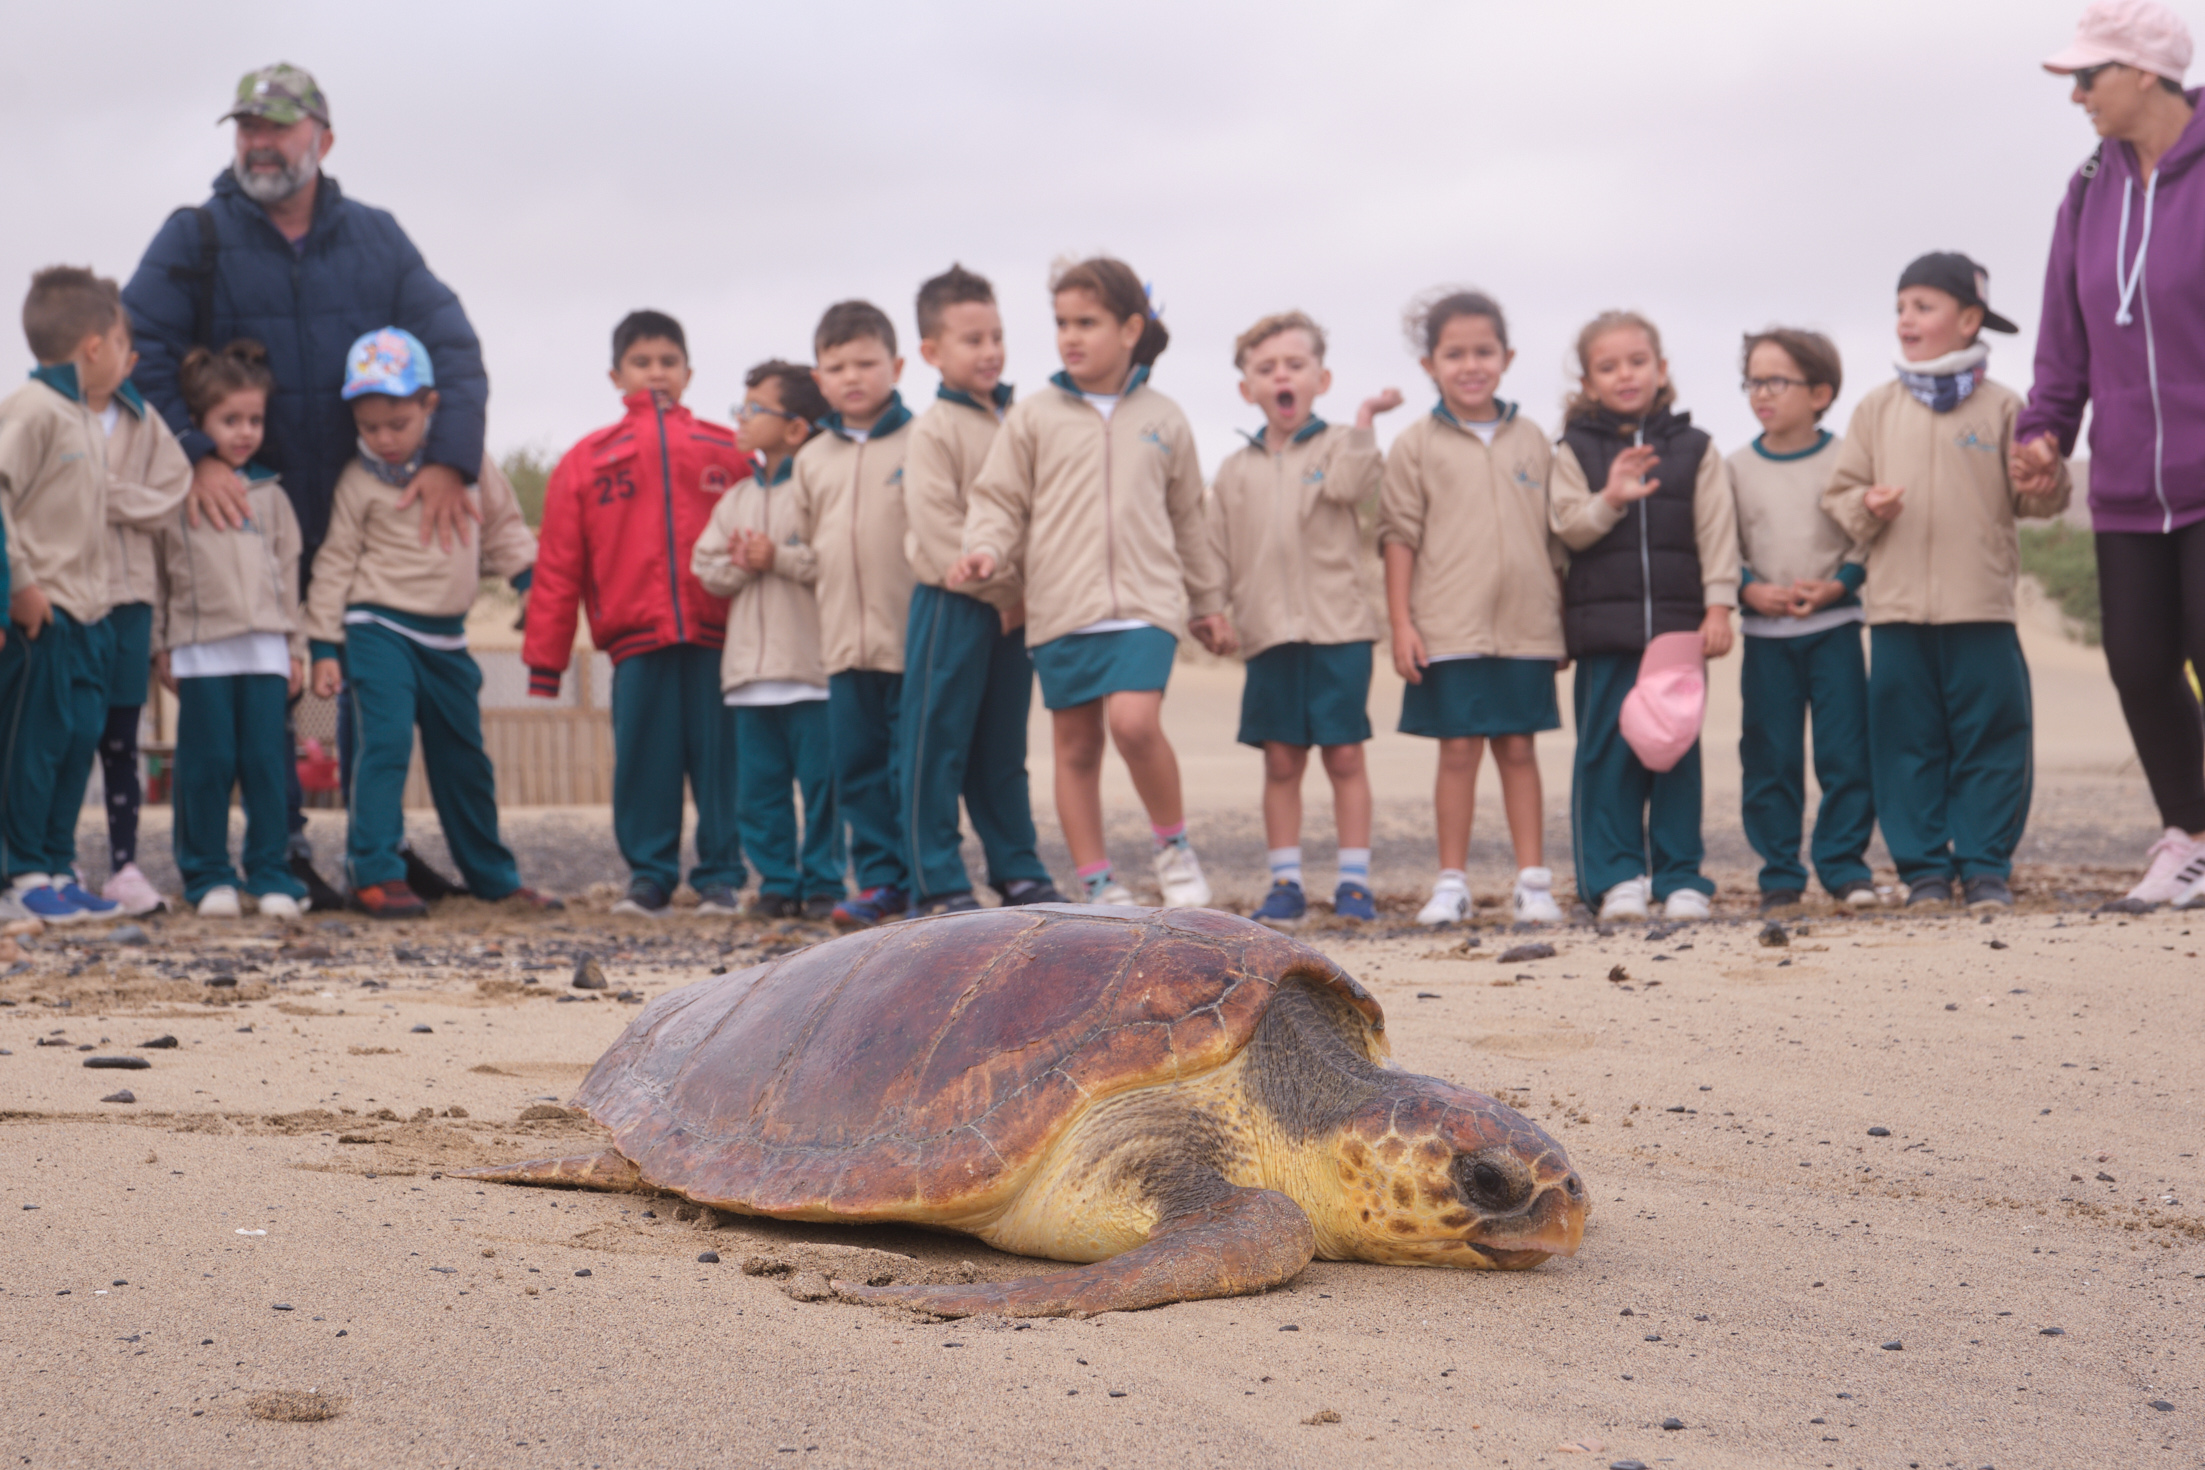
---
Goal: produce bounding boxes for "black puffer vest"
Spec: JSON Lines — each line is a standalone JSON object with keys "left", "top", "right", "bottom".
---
{"left": 1560, "top": 406, "right": 1711, "bottom": 656}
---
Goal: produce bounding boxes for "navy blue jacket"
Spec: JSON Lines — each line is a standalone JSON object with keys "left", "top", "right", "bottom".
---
{"left": 122, "top": 170, "right": 487, "bottom": 556}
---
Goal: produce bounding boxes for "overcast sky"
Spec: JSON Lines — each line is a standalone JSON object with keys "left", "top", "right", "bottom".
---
{"left": 0, "top": 0, "right": 2147, "bottom": 468}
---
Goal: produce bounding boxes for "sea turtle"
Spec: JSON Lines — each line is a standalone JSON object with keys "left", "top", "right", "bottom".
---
{"left": 461, "top": 905, "right": 1587, "bottom": 1316}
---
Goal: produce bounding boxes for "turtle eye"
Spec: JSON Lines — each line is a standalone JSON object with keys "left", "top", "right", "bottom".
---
{"left": 1452, "top": 1151, "right": 1532, "bottom": 1211}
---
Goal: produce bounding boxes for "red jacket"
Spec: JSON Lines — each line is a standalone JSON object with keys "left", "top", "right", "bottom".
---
{"left": 525, "top": 391, "right": 750, "bottom": 694}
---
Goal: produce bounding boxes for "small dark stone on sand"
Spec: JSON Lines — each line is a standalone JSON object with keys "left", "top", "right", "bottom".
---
{"left": 336, "top": 1329, "right": 347, "bottom": 1337}
{"left": 1660, "top": 1417, "right": 1685, "bottom": 1430}
{"left": 1607, "top": 964, "right": 1630, "bottom": 982}
{"left": 698, "top": 1251, "right": 720, "bottom": 1264}
{"left": 1881, "top": 1339, "right": 1903, "bottom": 1350}
{"left": 2151, "top": 1399, "right": 2175, "bottom": 1411}
{"left": 100, "top": 1089, "right": 135, "bottom": 1104}
{"left": 1416, "top": 992, "right": 1441, "bottom": 1000}
{"left": 2040, "top": 1326, "right": 2065, "bottom": 1336}
{"left": 112, "top": 1280, "right": 126, "bottom": 1286}
{"left": 410, "top": 1024, "right": 432, "bottom": 1034}
{"left": 1867, "top": 1126, "right": 1891, "bottom": 1137}
{"left": 572, "top": 956, "right": 608, "bottom": 990}
{"left": 1108, "top": 1389, "right": 1127, "bottom": 1397}
{"left": 1279, "top": 1324, "right": 1299, "bottom": 1331}
{"left": 84, "top": 1056, "right": 150, "bottom": 1070}
{"left": 392, "top": 948, "right": 426, "bottom": 964}
{"left": 1665, "top": 1105, "right": 1686, "bottom": 1113}
{"left": 1619, "top": 1307, "right": 1634, "bottom": 1316}
{"left": 1611, "top": 1462, "right": 1650, "bottom": 1470}
{"left": 2097, "top": 1171, "right": 2117, "bottom": 1183}
{"left": 272, "top": 1303, "right": 292, "bottom": 1311}
{"left": 110, "top": 924, "right": 150, "bottom": 946}
{"left": 140, "top": 1035, "right": 179, "bottom": 1049}
{"left": 574, "top": 1269, "right": 592, "bottom": 1277}
{"left": 1758, "top": 922, "right": 1789, "bottom": 948}
{"left": 1988, "top": 939, "right": 2009, "bottom": 949}
{"left": 1498, "top": 943, "right": 1556, "bottom": 964}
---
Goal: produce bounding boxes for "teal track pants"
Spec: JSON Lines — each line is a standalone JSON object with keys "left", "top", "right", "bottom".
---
{"left": 898, "top": 585, "right": 1048, "bottom": 902}
{"left": 1739, "top": 625, "right": 1875, "bottom": 895}
{"left": 610, "top": 643, "right": 744, "bottom": 894}
{"left": 1868, "top": 622, "right": 2033, "bottom": 884}
{"left": 0, "top": 609, "right": 114, "bottom": 882}
{"left": 1570, "top": 648, "right": 1711, "bottom": 904}
{"left": 828, "top": 668, "right": 907, "bottom": 893}
{"left": 173, "top": 673, "right": 305, "bottom": 903}
{"left": 734, "top": 700, "right": 843, "bottom": 899}
{"left": 342, "top": 622, "right": 520, "bottom": 897}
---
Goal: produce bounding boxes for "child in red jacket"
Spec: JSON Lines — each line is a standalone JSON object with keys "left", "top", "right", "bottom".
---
{"left": 524, "top": 311, "right": 752, "bottom": 915}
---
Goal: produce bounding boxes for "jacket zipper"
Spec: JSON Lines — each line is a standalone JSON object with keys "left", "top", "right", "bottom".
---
{"left": 849, "top": 443, "right": 867, "bottom": 661}
{"left": 1281, "top": 444, "right": 1307, "bottom": 637}
{"left": 2142, "top": 256, "right": 2171, "bottom": 532}
{"left": 1101, "top": 403, "right": 1120, "bottom": 617}
{"left": 1634, "top": 426, "right": 1653, "bottom": 644}
{"left": 654, "top": 399, "right": 686, "bottom": 642}
{"left": 752, "top": 489, "right": 768, "bottom": 680}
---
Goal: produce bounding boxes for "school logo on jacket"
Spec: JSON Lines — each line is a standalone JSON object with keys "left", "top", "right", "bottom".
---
{"left": 1512, "top": 462, "right": 1540, "bottom": 490}
{"left": 1954, "top": 429, "right": 1998, "bottom": 454}
{"left": 700, "top": 465, "right": 734, "bottom": 494}
{"left": 888, "top": 467, "right": 905, "bottom": 487}
{"left": 1303, "top": 467, "right": 1326, "bottom": 486}
{"left": 1140, "top": 428, "right": 1171, "bottom": 455}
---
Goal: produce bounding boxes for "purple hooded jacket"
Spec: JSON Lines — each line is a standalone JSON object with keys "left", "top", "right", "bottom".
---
{"left": 2019, "top": 90, "right": 2205, "bottom": 535}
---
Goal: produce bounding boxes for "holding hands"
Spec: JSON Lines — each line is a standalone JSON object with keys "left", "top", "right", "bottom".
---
{"left": 1742, "top": 577, "right": 1850, "bottom": 620}
{"left": 735, "top": 528, "right": 777, "bottom": 572}
{"left": 1863, "top": 484, "right": 1906, "bottom": 522}
{"left": 2009, "top": 434, "right": 2063, "bottom": 496}
{"left": 1189, "top": 614, "right": 1236, "bottom": 657}
{"left": 946, "top": 550, "right": 995, "bottom": 588}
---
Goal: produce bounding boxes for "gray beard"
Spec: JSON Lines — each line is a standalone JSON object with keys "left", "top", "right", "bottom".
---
{"left": 232, "top": 150, "right": 317, "bottom": 205}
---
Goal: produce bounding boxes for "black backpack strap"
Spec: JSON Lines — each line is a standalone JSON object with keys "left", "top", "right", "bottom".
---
{"left": 162, "top": 205, "right": 219, "bottom": 348}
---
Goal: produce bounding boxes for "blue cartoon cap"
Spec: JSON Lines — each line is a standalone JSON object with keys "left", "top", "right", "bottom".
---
{"left": 341, "top": 327, "right": 435, "bottom": 399}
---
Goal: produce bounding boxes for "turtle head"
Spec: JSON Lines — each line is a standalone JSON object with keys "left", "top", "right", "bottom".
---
{"left": 1324, "top": 1083, "right": 1587, "bottom": 1270}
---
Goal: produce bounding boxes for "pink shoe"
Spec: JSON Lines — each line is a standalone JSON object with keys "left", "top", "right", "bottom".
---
{"left": 101, "top": 863, "right": 166, "bottom": 916}
{"left": 2128, "top": 828, "right": 2205, "bottom": 907}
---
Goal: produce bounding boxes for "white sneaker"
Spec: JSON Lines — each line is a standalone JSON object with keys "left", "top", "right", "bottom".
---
{"left": 2171, "top": 849, "right": 2205, "bottom": 910}
{"left": 101, "top": 863, "right": 165, "bottom": 916}
{"left": 1417, "top": 878, "right": 1470, "bottom": 926}
{"left": 1662, "top": 888, "right": 1712, "bottom": 921}
{"left": 1511, "top": 867, "right": 1564, "bottom": 924}
{"left": 2130, "top": 827, "right": 2205, "bottom": 906}
{"left": 1153, "top": 843, "right": 1212, "bottom": 908}
{"left": 197, "top": 886, "right": 243, "bottom": 918}
{"left": 1598, "top": 876, "right": 1651, "bottom": 922}
{"left": 257, "top": 892, "right": 306, "bottom": 920}
{"left": 1090, "top": 881, "right": 1138, "bottom": 907}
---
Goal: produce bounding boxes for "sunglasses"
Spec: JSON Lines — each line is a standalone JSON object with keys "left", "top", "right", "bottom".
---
{"left": 2072, "top": 62, "right": 2121, "bottom": 90}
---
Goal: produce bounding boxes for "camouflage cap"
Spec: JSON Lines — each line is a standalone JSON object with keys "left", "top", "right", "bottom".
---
{"left": 220, "top": 63, "right": 331, "bottom": 126}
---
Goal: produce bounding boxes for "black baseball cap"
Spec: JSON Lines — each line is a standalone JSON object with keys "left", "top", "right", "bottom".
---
{"left": 1897, "top": 252, "right": 2019, "bottom": 334}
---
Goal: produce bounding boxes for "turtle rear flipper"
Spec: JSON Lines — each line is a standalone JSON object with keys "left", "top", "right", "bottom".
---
{"left": 454, "top": 1149, "right": 643, "bottom": 1191}
{"left": 831, "top": 1186, "right": 1316, "bottom": 1318}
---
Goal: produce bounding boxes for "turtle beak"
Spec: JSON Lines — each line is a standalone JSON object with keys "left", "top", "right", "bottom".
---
{"left": 1475, "top": 1171, "right": 1588, "bottom": 1263}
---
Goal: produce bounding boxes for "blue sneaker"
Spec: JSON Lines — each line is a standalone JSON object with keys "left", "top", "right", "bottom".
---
{"left": 1332, "top": 881, "right": 1376, "bottom": 923}
{"left": 15, "top": 878, "right": 90, "bottom": 927}
{"left": 56, "top": 882, "right": 119, "bottom": 918}
{"left": 832, "top": 885, "right": 908, "bottom": 928}
{"left": 1253, "top": 879, "right": 1307, "bottom": 929}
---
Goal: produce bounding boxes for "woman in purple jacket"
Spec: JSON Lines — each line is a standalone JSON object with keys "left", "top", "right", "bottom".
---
{"left": 2015, "top": 0, "right": 2205, "bottom": 907}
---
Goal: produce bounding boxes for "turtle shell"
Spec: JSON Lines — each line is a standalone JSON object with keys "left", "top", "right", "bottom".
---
{"left": 572, "top": 905, "right": 1384, "bottom": 1220}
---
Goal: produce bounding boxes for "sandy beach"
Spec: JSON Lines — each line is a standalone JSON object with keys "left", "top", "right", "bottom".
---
{"left": 6, "top": 611, "right": 2200, "bottom": 1469}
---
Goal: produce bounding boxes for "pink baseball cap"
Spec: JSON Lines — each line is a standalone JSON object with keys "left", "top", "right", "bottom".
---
{"left": 2043, "top": 0, "right": 2192, "bottom": 81}
{"left": 1619, "top": 632, "right": 1706, "bottom": 774}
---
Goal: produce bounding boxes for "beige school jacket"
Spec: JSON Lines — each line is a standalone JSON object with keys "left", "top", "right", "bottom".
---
{"left": 692, "top": 461, "right": 828, "bottom": 691}
{"left": 150, "top": 472, "right": 305, "bottom": 666}
{"left": 1206, "top": 420, "right": 1383, "bottom": 657}
{"left": 964, "top": 374, "right": 1226, "bottom": 649}
{"left": 1821, "top": 379, "right": 2071, "bottom": 625}
{"left": 903, "top": 389, "right": 1021, "bottom": 612}
{"left": 105, "top": 396, "right": 193, "bottom": 608}
{"left": 0, "top": 376, "right": 190, "bottom": 625}
{"left": 1550, "top": 437, "right": 1742, "bottom": 608}
{"left": 304, "top": 454, "right": 536, "bottom": 646}
{"left": 1377, "top": 409, "right": 1567, "bottom": 659}
{"left": 1727, "top": 433, "right": 1866, "bottom": 589}
{"left": 790, "top": 414, "right": 914, "bottom": 676}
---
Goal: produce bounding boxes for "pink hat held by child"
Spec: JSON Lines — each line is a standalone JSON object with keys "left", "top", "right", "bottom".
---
{"left": 1619, "top": 632, "right": 1706, "bottom": 774}
{"left": 2043, "top": 0, "right": 2192, "bottom": 82}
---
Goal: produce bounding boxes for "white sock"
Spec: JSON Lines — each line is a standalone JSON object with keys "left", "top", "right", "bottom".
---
{"left": 1268, "top": 847, "right": 1303, "bottom": 886}
{"left": 1336, "top": 847, "right": 1371, "bottom": 886}
{"left": 1436, "top": 867, "right": 1467, "bottom": 892}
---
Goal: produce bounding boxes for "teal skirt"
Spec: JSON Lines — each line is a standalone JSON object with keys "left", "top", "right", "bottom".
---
{"left": 1238, "top": 640, "right": 1373, "bottom": 748}
{"left": 1029, "top": 626, "right": 1176, "bottom": 710}
{"left": 104, "top": 601, "right": 155, "bottom": 708}
{"left": 1398, "top": 655, "right": 1560, "bottom": 738}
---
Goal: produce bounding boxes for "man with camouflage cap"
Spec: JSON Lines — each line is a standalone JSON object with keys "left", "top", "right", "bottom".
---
{"left": 123, "top": 62, "right": 490, "bottom": 905}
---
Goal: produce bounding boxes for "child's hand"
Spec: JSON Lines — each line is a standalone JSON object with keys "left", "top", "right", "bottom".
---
{"left": 2010, "top": 434, "right": 2063, "bottom": 494}
{"left": 9, "top": 585, "right": 51, "bottom": 640}
{"left": 153, "top": 650, "right": 176, "bottom": 695}
{"left": 1788, "top": 579, "right": 1847, "bottom": 616}
{"left": 737, "top": 529, "right": 777, "bottom": 572}
{"left": 1600, "top": 445, "right": 1662, "bottom": 509}
{"left": 999, "top": 600, "right": 1025, "bottom": 635}
{"left": 1356, "top": 387, "right": 1405, "bottom": 429}
{"left": 288, "top": 658, "right": 304, "bottom": 698}
{"left": 1700, "top": 605, "right": 1734, "bottom": 659}
{"left": 947, "top": 551, "right": 996, "bottom": 587}
{"left": 1863, "top": 484, "right": 1905, "bottom": 521}
{"left": 1190, "top": 614, "right": 1236, "bottom": 657}
{"left": 1741, "top": 582, "right": 1792, "bottom": 618}
{"left": 1391, "top": 621, "right": 1429, "bottom": 683}
{"left": 312, "top": 658, "right": 343, "bottom": 699}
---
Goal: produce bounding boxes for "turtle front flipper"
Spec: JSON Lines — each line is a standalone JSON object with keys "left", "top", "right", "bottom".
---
{"left": 453, "top": 1149, "right": 643, "bottom": 1191}
{"left": 832, "top": 1186, "right": 1316, "bottom": 1319}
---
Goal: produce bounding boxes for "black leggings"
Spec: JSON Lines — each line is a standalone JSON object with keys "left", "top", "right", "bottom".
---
{"left": 2098, "top": 521, "right": 2205, "bottom": 832}
{"left": 98, "top": 704, "right": 143, "bottom": 872}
